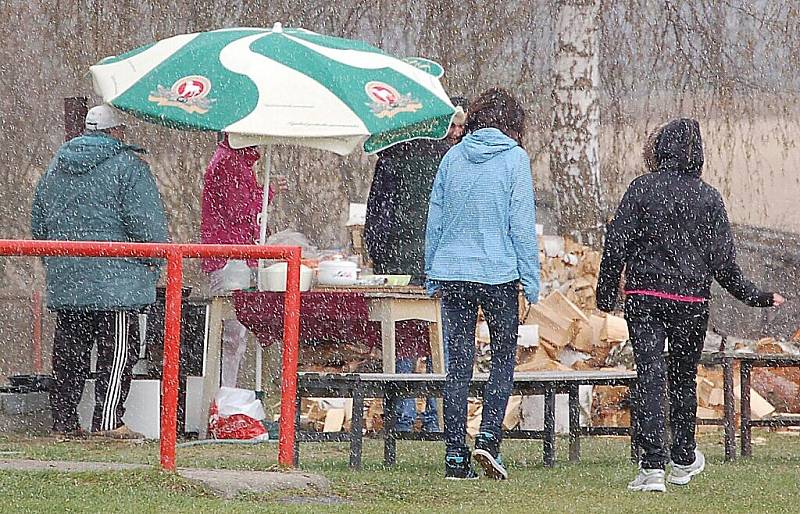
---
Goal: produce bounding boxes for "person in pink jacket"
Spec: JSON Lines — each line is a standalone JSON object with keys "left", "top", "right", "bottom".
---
{"left": 200, "top": 134, "right": 280, "bottom": 387}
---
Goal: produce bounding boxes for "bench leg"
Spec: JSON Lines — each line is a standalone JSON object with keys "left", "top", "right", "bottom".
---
{"left": 723, "top": 356, "right": 736, "bottom": 461}
{"left": 543, "top": 386, "right": 556, "bottom": 468}
{"left": 384, "top": 393, "right": 397, "bottom": 466}
{"left": 350, "top": 388, "right": 364, "bottom": 470}
{"left": 629, "top": 381, "right": 640, "bottom": 463}
{"left": 741, "top": 362, "right": 753, "bottom": 458}
{"left": 568, "top": 384, "right": 580, "bottom": 463}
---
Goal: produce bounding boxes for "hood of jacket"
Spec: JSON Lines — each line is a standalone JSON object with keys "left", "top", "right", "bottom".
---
{"left": 655, "top": 118, "right": 704, "bottom": 176}
{"left": 53, "top": 132, "right": 142, "bottom": 176}
{"left": 459, "top": 128, "right": 519, "bottom": 164}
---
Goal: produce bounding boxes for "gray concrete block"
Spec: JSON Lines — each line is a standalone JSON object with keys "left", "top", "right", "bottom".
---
{"left": 0, "top": 392, "right": 49, "bottom": 415}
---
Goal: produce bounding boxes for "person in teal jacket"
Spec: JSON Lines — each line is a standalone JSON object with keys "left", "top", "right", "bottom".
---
{"left": 31, "top": 104, "right": 168, "bottom": 439}
{"left": 425, "top": 88, "right": 539, "bottom": 480}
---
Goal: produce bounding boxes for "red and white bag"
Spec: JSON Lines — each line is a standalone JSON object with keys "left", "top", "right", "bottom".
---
{"left": 208, "top": 387, "right": 269, "bottom": 441}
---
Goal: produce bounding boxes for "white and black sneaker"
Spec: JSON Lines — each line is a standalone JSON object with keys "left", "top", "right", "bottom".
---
{"left": 668, "top": 449, "right": 705, "bottom": 485}
{"left": 472, "top": 432, "right": 508, "bottom": 480}
{"left": 444, "top": 453, "right": 479, "bottom": 480}
{"left": 627, "top": 468, "right": 666, "bottom": 492}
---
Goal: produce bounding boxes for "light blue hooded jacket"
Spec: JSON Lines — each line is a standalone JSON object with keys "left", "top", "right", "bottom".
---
{"left": 424, "top": 128, "right": 540, "bottom": 303}
{"left": 31, "top": 132, "right": 169, "bottom": 310}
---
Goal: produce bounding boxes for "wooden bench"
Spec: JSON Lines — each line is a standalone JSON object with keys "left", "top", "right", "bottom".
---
{"left": 736, "top": 353, "right": 800, "bottom": 457}
{"left": 295, "top": 370, "right": 638, "bottom": 469}
{"left": 697, "top": 351, "right": 800, "bottom": 460}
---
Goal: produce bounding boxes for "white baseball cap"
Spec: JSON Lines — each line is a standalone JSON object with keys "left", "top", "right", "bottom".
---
{"left": 85, "top": 104, "right": 126, "bottom": 131}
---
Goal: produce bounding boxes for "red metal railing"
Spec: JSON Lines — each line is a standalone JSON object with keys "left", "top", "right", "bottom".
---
{"left": 0, "top": 240, "right": 301, "bottom": 470}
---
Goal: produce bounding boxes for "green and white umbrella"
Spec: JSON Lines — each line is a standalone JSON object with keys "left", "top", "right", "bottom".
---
{"left": 89, "top": 23, "right": 456, "bottom": 155}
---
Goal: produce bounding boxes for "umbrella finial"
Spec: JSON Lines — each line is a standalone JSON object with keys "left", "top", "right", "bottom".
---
{"left": 272, "top": 22, "right": 283, "bottom": 33}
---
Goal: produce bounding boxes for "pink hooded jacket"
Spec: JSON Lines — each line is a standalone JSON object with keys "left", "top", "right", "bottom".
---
{"left": 200, "top": 137, "right": 273, "bottom": 273}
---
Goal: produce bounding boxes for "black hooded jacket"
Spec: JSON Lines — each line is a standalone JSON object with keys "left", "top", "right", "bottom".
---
{"left": 596, "top": 118, "right": 774, "bottom": 311}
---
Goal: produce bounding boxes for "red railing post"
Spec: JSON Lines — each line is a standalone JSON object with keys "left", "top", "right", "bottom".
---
{"left": 278, "top": 248, "right": 302, "bottom": 467}
{"left": 160, "top": 249, "right": 183, "bottom": 471}
{"left": 0, "top": 240, "right": 300, "bottom": 471}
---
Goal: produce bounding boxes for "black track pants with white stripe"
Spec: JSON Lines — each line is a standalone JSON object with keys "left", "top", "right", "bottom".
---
{"left": 51, "top": 310, "right": 139, "bottom": 433}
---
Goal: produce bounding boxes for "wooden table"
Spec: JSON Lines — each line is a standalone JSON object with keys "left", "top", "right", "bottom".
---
{"left": 359, "top": 290, "right": 444, "bottom": 374}
{"left": 199, "top": 287, "right": 444, "bottom": 438}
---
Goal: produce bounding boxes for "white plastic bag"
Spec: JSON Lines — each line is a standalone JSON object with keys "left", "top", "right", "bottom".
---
{"left": 208, "top": 387, "right": 269, "bottom": 441}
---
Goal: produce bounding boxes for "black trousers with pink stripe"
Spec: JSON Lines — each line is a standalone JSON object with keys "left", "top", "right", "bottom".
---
{"left": 50, "top": 310, "right": 139, "bottom": 433}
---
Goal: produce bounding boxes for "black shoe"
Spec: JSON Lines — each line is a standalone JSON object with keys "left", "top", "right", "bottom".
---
{"left": 444, "top": 453, "right": 478, "bottom": 480}
{"left": 473, "top": 432, "right": 508, "bottom": 480}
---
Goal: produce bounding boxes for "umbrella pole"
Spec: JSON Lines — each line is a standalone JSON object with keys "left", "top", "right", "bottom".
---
{"left": 258, "top": 144, "right": 272, "bottom": 245}
{"left": 255, "top": 145, "right": 272, "bottom": 393}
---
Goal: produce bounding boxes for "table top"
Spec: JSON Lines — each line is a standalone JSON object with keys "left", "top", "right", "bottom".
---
{"left": 700, "top": 351, "right": 800, "bottom": 363}
{"left": 312, "top": 285, "right": 423, "bottom": 293}
{"left": 215, "top": 286, "right": 431, "bottom": 298}
{"left": 732, "top": 352, "right": 800, "bottom": 364}
{"left": 299, "top": 370, "right": 637, "bottom": 383}
{"left": 310, "top": 286, "right": 431, "bottom": 299}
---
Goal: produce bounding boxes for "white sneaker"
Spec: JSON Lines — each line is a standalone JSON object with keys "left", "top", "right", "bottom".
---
{"left": 627, "top": 468, "right": 666, "bottom": 492}
{"left": 668, "top": 449, "right": 705, "bottom": 485}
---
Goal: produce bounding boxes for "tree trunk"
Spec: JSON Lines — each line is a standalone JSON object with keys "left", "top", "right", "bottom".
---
{"left": 550, "top": 0, "right": 605, "bottom": 248}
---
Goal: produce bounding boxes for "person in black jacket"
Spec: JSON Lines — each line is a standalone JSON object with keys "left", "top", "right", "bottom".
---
{"left": 596, "top": 118, "right": 785, "bottom": 492}
{"left": 363, "top": 97, "right": 468, "bottom": 434}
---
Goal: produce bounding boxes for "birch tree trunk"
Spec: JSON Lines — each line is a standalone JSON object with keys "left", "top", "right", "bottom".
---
{"left": 550, "top": 0, "right": 605, "bottom": 248}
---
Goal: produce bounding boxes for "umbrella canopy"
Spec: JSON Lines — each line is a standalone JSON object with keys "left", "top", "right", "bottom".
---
{"left": 89, "top": 24, "right": 456, "bottom": 155}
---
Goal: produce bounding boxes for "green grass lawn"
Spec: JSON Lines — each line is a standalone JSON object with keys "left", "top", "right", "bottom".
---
{"left": 1, "top": 432, "right": 799, "bottom": 513}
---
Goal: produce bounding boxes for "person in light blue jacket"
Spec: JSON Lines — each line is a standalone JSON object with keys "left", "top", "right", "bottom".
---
{"left": 425, "top": 88, "right": 539, "bottom": 480}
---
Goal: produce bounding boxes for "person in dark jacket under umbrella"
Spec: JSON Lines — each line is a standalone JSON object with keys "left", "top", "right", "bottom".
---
{"left": 364, "top": 96, "right": 468, "bottom": 433}
{"left": 596, "top": 118, "right": 785, "bottom": 492}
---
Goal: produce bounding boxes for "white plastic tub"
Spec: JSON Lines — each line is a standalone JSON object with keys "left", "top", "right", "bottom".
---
{"left": 258, "top": 262, "right": 313, "bottom": 292}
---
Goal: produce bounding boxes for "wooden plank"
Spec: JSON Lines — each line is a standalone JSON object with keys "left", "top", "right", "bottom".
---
{"left": 601, "top": 314, "right": 629, "bottom": 342}
{"left": 323, "top": 408, "right": 346, "bottom": 432}
{"left": 570, "top": 319, "right": 595, "bottom": 353}
{"left": 732, "top": 378, "right": 776, "bottom": 419}
{"left": 542, "top": 291, "right": 590, "bottom": 323}
{"left": 524, "top": 303, "right": 572, "bottom": 348}
{"left": 515, "top": 346, "right": 573, "bottom": 372}
{"left": 503, "top": 395, "right": 523, "bottom": 429}
{"left": 697, "top": 377, "right": 716, "bottom": 407}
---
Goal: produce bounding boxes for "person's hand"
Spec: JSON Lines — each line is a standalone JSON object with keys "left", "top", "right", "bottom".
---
{"left": 773, "top": 293, "right": 786, "bottom": 307}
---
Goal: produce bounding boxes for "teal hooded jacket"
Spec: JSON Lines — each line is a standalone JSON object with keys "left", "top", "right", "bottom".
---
{"left": 31, "top": 131, "right": 169, "bottom": 310}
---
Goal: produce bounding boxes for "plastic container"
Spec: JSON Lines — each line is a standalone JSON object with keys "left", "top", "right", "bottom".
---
{"left": 217, "top": 260, "right": 252, "bottom": 291}
{"left": 258, "top": 262, "right": 313, "bottom": 292}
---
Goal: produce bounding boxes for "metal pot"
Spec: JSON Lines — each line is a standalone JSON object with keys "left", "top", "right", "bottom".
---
{"left": 317, "top": 257, "right": 359, "bottom": 286}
